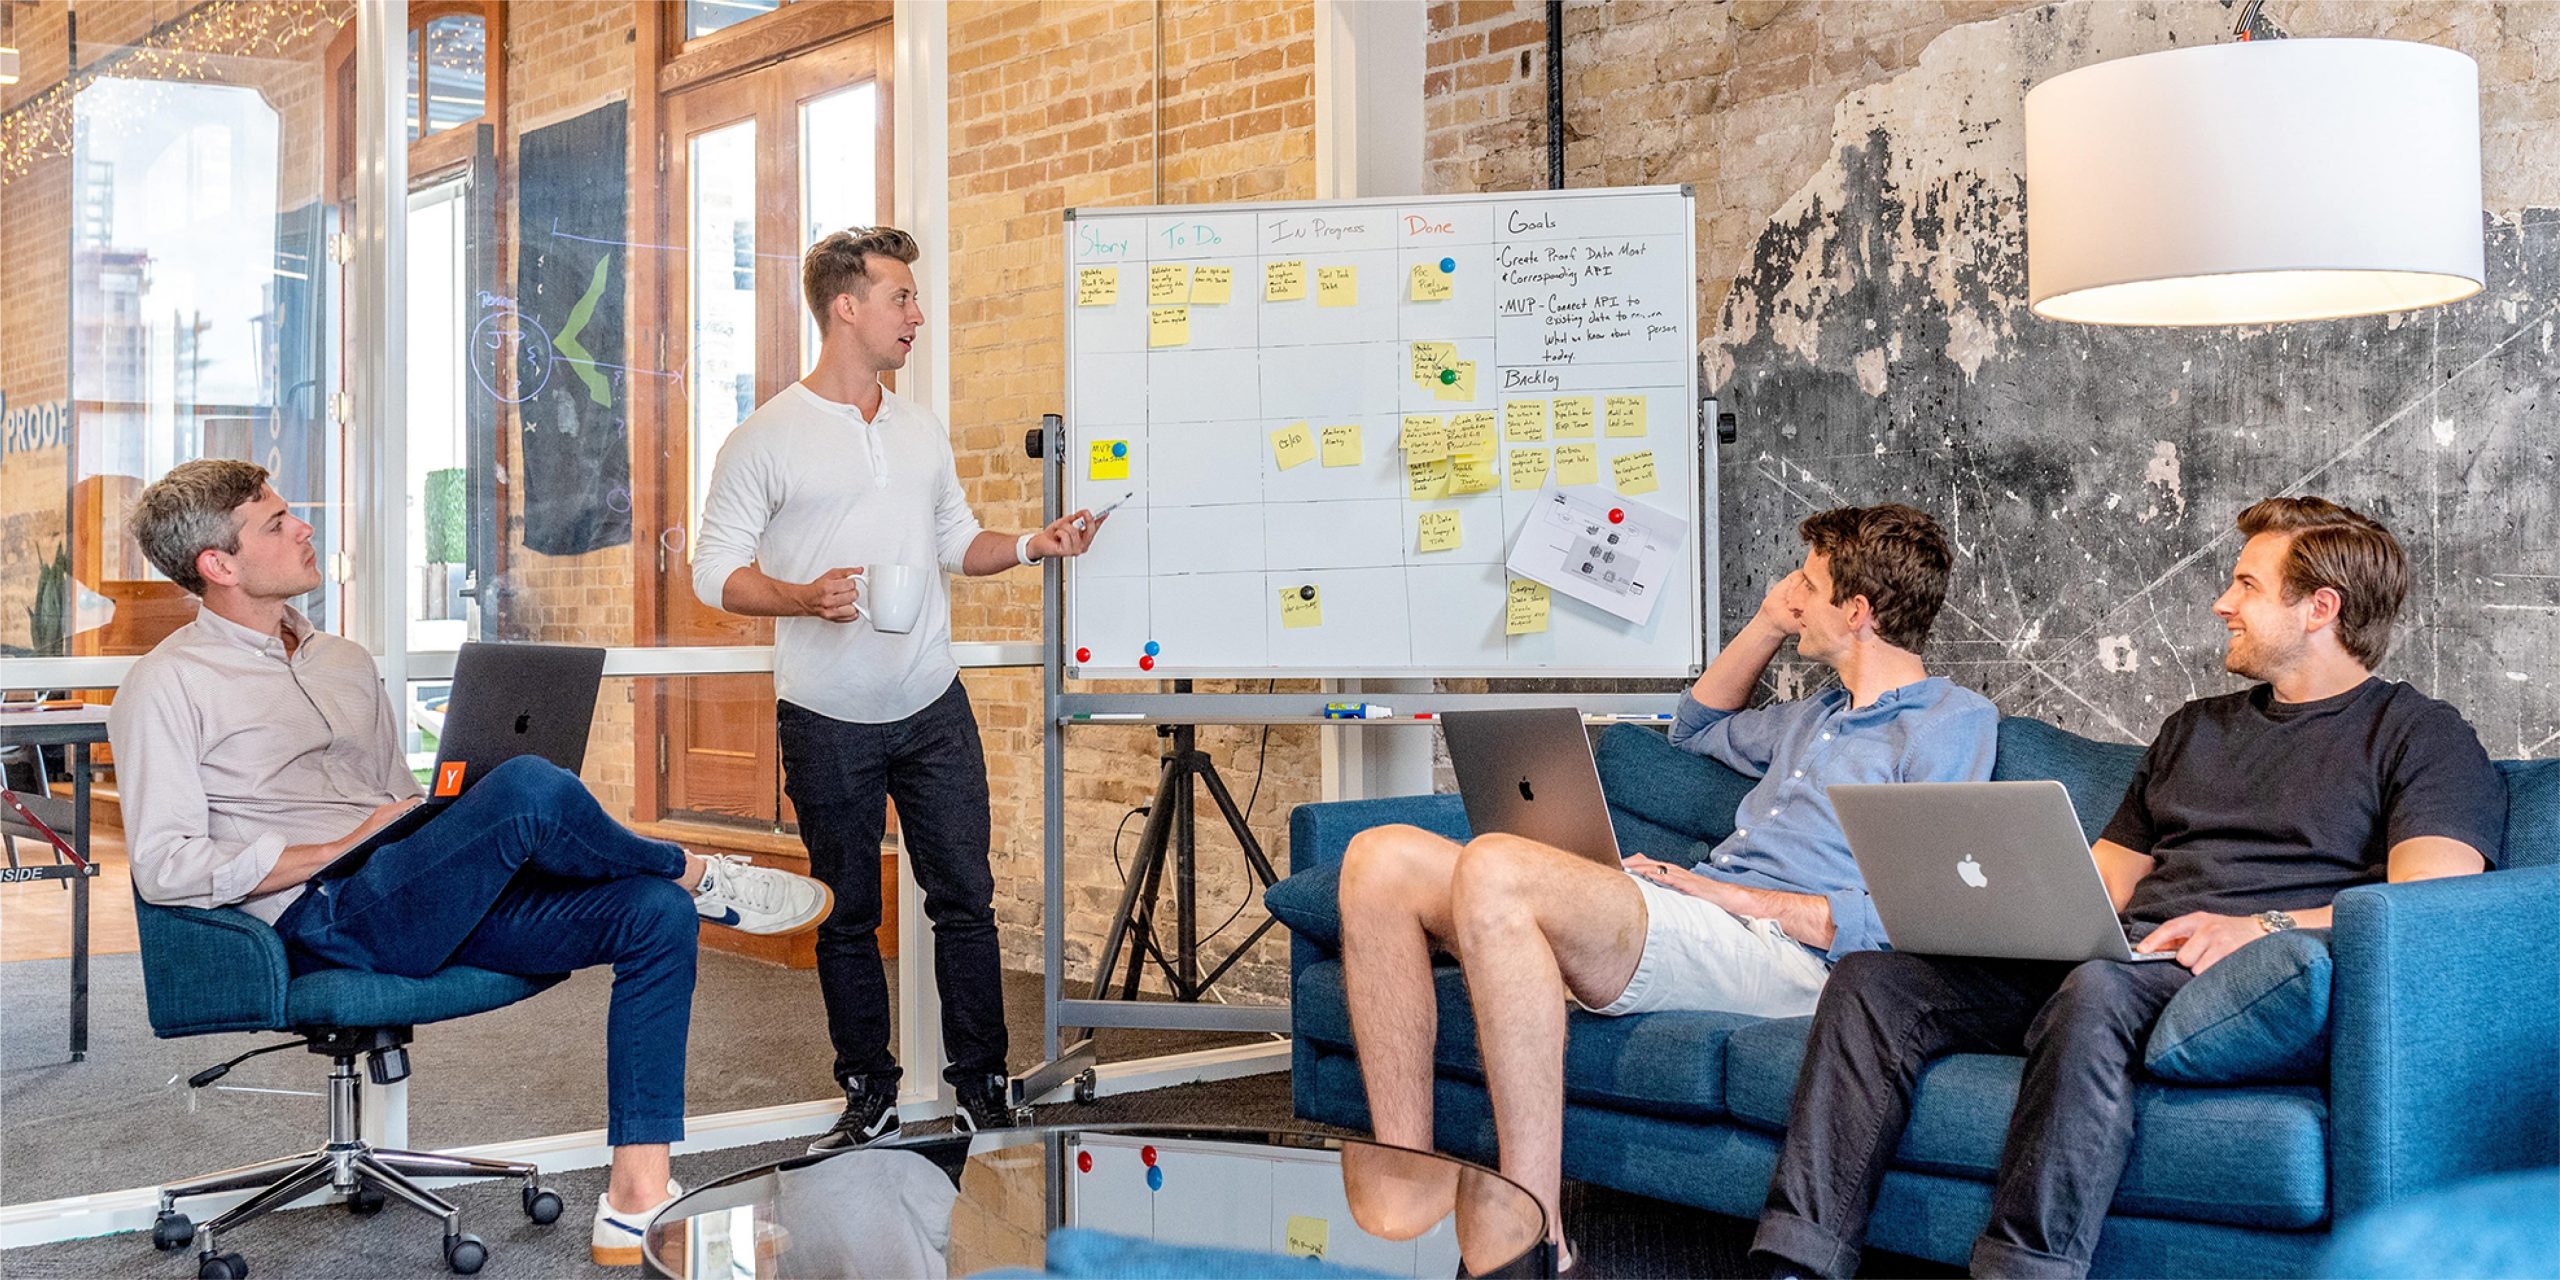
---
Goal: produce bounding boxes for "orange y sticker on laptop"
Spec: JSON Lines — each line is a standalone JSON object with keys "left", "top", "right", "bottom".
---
{"left": 434, "top": 761, "right": 468, "bottom": 798}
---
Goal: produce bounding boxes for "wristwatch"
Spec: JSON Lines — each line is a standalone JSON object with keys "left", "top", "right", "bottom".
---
{"left": 2254, "top": 909, "right": 2297, "bottom": 934}
{"left": 1015, "top": 532, "right": 1041, "bottom": 567}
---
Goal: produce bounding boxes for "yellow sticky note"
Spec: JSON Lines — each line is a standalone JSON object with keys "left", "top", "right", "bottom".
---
{"left": 1409, "top": 262, "right": 1453, "bottom": 302}
{"left": 1148, "top": 305, "right": 1190, "bottom": 347}
{"left": 1075, "top": 267, "right": 1118, "bottom": 307}
{"left": 1147, "top": 263, "right": 1190, "bottom": 305}
{"left": 1449, "top": 411, "right": 1498, "bottom": 456}
{"left": 1505, "top": 578, "right": 1551, "bottom": 635}
{"left": 1508, "top": 447, "right": 1550, "bottom": 490}
{"left": 1450, "top": 452, "right": 1497, "bottom": 494}
{"left": 1190, "top": 264, "right": 1233, "bottom": 304}
{"left": 1504, "top": 399, "right": 1549, "bottom": 442}
{"left": 1605, "top": 394, "right": 1648, "bottom": 437}
{"left": 1613, "top": 449, "right": 1659, "bottom": 496}
{"left": 1401, "top": 414, "right": 1449, "bottom": 463}
{"left": 1284, "top": 1215, "right": 1329, "bottom": 1260}
{"left": 1417, "top": 509, "right": 1462, "bottom": 553}
{"left": 1280, "top": 585, "right": 1323, "bottom": 629}
{"left": 1089, "top": 440, "right": 1130, "bottom": 481}
{"left": 1555, "top": 442, "right": 1599, "bottom": 486}
{"left": 1405, "top": 457, "right": 1450, "bottom": 500}
{"left": 1552, "top": 396, "right": 1596, "bottom": 438}
{"left": 1270, "top": 422, "right": 1315, "bottom": 471}
{"left": 1409, "top": 341, "right": 1458, "bottom": 388}
{"left": 1433, "top": 359, "right": 1478, "bottom": 402}
{"left": 1316, "top": 264, "right": 1357, "bottom": 307}
{"left": 1320, "top": 423, "right": 1362, "bottom": 467}
{"left": 1265, "top": 259, "right": 1307, "bottom": 301}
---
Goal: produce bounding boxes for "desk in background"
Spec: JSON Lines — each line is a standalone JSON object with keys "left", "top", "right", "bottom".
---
{"left": 1, "top": 704, "right": 109, "bottom": 1062}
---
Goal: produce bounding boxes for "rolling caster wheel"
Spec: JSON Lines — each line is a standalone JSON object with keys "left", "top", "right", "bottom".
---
{"left": 522, "top": 1184, "right": 564, "bottom": 1225}
{"left": 445, "top": 1232, "right": 487, "bottom": 1275}
{"left": 346, "top": 1186, "right": 387, "bottom": 1216}
{"left": 197, "top": 1251, "right": 248, "bottom": 1280}
{"left": 152, "top": 1212, "right": 195, "bottom": 1252}
{"left": 1073, "top": 1070, "right": 1098, "bottom": 1104}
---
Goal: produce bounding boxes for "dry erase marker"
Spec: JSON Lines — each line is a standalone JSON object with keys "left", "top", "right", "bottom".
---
{"left": 1075, "top": 492, "right": 1134, "bottom": 530}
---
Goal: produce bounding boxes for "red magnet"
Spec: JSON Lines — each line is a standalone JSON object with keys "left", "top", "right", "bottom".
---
{"left": 1139, "top": 654, "right": 1156, "bottom": 671}
{"left": 1608, "top": 508, "right": 1625, "bottom": 524}
{"left": 1141, "top": 1146, "right": 1158, "bottom": 1167}
{"left": 1076, "top": 1151, "right": 1093, "bottom": 1173}
{"left": 1076, "top": 647, "right": 1091, "bottom": 663}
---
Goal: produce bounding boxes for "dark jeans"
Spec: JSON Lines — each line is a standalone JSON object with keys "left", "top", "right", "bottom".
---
{"left": 778, "top": 680, "right": 1003, "bottom": 1091}
{"left": 1752, "top": 950, "right": 2194, "bottom": 1280}
{"left": 274, "top": 756, "right": 696, "bottom": 1146}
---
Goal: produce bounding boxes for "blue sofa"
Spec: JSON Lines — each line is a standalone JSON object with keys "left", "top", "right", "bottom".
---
{"left": 1278, "top": 718, "right": 2560, "bottom": 1276}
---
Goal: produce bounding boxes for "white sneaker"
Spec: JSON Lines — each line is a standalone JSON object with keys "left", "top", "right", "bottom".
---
{"left": 591, "top": 1180, "right": 682, "bottom": 1267}
{"left": 692, "top": 854, "right": 832, "bottom": 936}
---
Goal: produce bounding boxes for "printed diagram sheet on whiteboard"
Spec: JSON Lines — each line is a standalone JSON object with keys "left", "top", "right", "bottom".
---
{"left": 1504, "top": 489, "right": 1689, "bottom": 627}
{"left": 1062, "top": 188, "right": 1704, "bottom": 677}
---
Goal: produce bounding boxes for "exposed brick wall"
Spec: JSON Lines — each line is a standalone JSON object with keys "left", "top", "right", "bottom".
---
{"left": 946, "top": 1, "right": 1320, "bottom": 999}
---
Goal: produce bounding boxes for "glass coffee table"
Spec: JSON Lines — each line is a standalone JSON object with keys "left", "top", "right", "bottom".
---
{"left": 643, "top": 1124, "right": 1551, "bottom": 1278}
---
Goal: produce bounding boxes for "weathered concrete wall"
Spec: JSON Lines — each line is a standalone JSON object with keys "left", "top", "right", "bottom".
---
{"left": 1710, "top": 1, "right": 2560, "bottom": 755}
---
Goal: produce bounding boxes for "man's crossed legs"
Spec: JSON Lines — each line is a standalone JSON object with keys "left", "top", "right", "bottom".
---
{"left": 1338, "top": 824, "right": 1830, "bottom": 1256}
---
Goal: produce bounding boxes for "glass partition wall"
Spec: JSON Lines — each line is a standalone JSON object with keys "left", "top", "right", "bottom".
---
{"left": 0, "top": 0, "right": 942, "bottom": 1209}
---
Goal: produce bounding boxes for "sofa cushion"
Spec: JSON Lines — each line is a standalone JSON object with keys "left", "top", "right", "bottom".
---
{"left": 1724, "top": 1016, "right": 2331, "bottom": 1230}
{"left": 1265, "top": 864, "right": 1344, "bottom": 951}
{"left": 1593, "top": 724, "right": 1755, "bottom": 855}
{"left": 286, "top": 964, "right": 559, "bottom": 1030}
{"left": 1988, "top": 718, "right": 2145, "bottom": 843}
{"left": 1294, "top": 958, "right": 1749, "bottom": 1120}
{"left": 2146, "top": 929, "right": 2332, "bottom": 1084}
{"left": 2495, "top": 759, "right": 2560, "bottom": 869}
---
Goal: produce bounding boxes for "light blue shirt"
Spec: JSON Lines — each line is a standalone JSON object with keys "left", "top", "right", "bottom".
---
{"left": 1668, "top": 678, "right": 1998, "bottom": 961}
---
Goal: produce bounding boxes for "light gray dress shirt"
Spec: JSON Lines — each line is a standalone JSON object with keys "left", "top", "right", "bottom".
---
{"left": 106, "top": 607, "right": 419, "bottom": 924}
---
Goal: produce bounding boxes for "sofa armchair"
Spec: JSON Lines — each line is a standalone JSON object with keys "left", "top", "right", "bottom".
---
{"left": 1276, "top": 717, "right": 2560, "bottom": 1276}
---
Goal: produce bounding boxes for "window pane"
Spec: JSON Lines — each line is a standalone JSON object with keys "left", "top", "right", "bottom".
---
{"left": 686, "top": 0, "right": 790, "bottom": 40}
{"left": 422, "top": 15, "right": 486, "bottom": 136}
{"left": 406, "top": 182, "right": 469, "bottom": 650}
{"left": 799, "top": 82, "right": 878, "bottom": 373}
{"left": 406, "top": 26, "right": 421, "bottom": 141}
{"left": 689, "top": 119, "right": 757, "bottom": 534}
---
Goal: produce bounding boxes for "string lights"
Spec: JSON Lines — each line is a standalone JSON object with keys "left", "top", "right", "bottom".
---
{"left": 0, "top": 0, "right": 353, "bottom": 184}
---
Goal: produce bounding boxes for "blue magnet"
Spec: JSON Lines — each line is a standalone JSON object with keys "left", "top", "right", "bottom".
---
{"left": 1111, "top": 440, "right": 1128, "bottom": 458}
{"left": 1145, "top": 1165, "right": 1163, "bottom": 1191}
{"left": 1143, "top": 640, "right": 1161, "bottom": 657}
{"left": 1439, "top": 257, "right": 1456, "bottom": 274}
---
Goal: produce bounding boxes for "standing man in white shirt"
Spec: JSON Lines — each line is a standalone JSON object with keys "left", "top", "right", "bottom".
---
{"left": 690, "top": 226, "right": 1105, "bottom": 1150}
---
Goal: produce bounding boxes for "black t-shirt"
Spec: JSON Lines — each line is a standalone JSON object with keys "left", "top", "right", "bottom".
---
{"left": 2103, "top": 678, "right": 2506, "bottom": 927}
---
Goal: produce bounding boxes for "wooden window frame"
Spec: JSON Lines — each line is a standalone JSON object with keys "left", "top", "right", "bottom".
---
{"left": 657, "top": 0, "right": 889, "bottom": 97}
{"left": 408, "top": 0, "right": 503, "bottom": 180}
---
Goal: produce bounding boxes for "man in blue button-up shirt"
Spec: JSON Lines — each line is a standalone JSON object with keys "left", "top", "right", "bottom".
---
{"left": 1338, "top": 505, "right": 1997, "bottom": 1264}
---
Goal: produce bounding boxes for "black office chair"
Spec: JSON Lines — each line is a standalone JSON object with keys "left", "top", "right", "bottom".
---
{"left": 135, "top": 895, "right": 569, "bottom": 1277}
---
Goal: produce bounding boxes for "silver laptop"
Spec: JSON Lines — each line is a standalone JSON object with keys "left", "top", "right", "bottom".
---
{"left": 1440, "top": 708, "right": 1622, "bottom": 867}
{"left": 1828, "top": 781, "right": 2175, "bottom": 963}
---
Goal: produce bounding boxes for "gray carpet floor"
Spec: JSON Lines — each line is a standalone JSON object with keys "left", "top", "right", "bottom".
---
{"left": 2, "top": 952, "right": 1266, "bottom": 1205}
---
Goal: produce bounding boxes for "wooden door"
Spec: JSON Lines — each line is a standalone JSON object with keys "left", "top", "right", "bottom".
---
{"left": 650, "top": 31, "right": 894, "bottom": 830}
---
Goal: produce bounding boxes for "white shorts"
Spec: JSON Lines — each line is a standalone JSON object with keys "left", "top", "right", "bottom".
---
{"left": 1587, "top": 875, "right": 1832, "bottom": 1019}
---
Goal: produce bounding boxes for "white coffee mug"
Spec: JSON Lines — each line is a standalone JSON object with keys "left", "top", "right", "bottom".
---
{"left": 855, "top": 564, "right": 928, "bottom": 634}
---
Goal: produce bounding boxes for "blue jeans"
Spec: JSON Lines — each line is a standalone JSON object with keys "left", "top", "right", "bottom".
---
{"left": 275, "top": 756, "right": 696, "bottom": 1146}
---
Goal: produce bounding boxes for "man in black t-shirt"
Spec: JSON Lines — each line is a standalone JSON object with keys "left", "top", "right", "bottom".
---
{"left": 1750, "top": 497, "right": 2504, "bottom": 1280}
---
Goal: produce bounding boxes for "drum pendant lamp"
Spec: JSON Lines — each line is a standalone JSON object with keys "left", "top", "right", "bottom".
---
{"left": 2025, "top": 38, "right": 2483, "bottom": 327}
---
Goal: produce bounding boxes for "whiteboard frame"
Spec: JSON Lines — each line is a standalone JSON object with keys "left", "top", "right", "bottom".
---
{"left": 1057, "top": 187, "right": 1711, "bottom": 681}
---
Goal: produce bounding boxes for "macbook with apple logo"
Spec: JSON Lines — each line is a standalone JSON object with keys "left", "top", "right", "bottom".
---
{"left": 1826, "top": 781, "right": 2176, "bottom": 963}
{"left": 1440, "top": 708, "right": 1624, "bottom": 868}
{"left": 312, "top": 642, "right": 608, "bottom": 881}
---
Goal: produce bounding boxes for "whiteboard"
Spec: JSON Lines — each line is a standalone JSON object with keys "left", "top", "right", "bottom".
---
{"left": 1061, "top": 188, "right": 1708, "bottom": 678}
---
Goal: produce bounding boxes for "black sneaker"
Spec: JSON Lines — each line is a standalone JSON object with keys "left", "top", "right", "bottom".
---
{"left": 807, "top": 1080, "right": 899, "bottom": 1154}
{"left": 952, "top": 1074, "right": 1018, "bottom": 1134}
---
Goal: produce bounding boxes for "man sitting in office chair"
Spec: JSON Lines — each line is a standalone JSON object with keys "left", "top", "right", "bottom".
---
{"left": 108, "top": 459, "right": 832, "bottom": 1267}
{"left": 1336, "top": 504, "right": 2000, "bottom": 1264}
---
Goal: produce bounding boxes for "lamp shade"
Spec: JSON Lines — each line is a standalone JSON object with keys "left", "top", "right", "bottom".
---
{"left": 2026, "top": 38, "right": 2482, "bottom": 326}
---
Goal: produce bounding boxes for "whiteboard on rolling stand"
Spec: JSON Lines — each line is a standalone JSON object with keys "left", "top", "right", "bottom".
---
{"left": 1060, "top": 187, "right": 1710, "bottom": 679}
